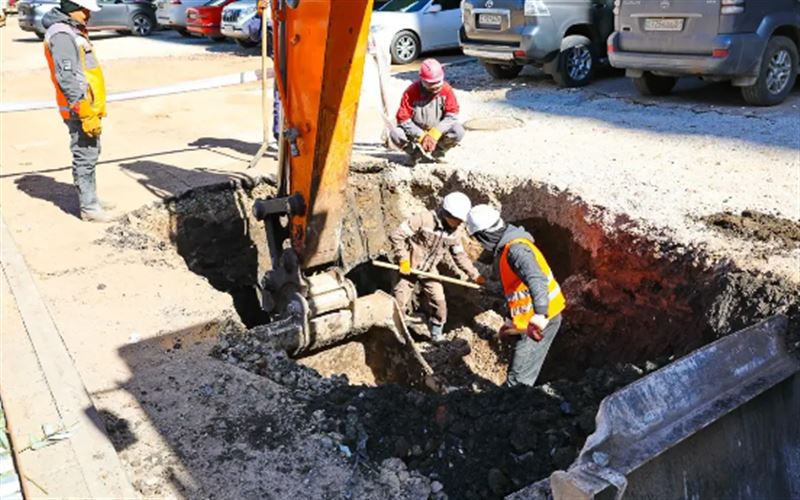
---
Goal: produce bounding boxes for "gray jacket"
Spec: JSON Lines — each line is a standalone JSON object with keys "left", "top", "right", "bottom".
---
{"left": 43, "top": 8, "right": 90, "bottom": 110}
{"left": 493, "top": 224, "right": 551, "bottom": 316}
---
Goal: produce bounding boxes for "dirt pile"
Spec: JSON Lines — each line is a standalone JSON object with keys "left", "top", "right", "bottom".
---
{"left": 703, "top": 210, "right": 800, "bottom": 250}
{"left": 212, "top": 318, "right": 669, "bottom": 499}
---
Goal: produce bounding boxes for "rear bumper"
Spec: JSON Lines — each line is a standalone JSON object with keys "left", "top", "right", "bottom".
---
{"left": 608, "top": 32, "right": 765, "bottom": 79}
{"left": 460, "top": 24, "right": 559, "bottom": 64}
{"left": 156, "top": 10, "right": 185, "bottom": 28}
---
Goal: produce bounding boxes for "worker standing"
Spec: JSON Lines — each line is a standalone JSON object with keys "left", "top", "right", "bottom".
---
{"left": 43, "top": 0, "right": 112, "bottom": 222}
{"left": 390, "top": 58, "right": 465, "bottom": 164}
{"left": 389, "top": 192, "right": 484, "bottom": 343}
{"left": 466, "top": 205, "right": 566, "bottom": 387}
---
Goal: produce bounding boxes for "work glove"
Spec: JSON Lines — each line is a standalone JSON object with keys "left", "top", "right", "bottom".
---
{"left": 74, "top": 100, "right": 102, "bottom": 138}
{"left": 497, "top": 321, "right": 515, "bottom": 342}
{"left": 526, "top": 314, "right": 549, "bottom": 342}
{"left": 474, "top": 275, "right": 486, "bottom": 286}
{"left": 399, "top": 259, "right": 411, "bottom": 275}
{"left": 420, "top": 134, "right": 437, "bottom": 153}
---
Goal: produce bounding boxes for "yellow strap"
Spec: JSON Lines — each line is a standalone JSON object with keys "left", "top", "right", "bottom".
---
{"left": 427, "top": 127, "right": 443, "bottom": 141}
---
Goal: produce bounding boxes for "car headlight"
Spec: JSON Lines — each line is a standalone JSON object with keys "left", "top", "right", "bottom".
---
{"left": 524, "top": 0, "right": 550, "bottom": 17}
{"left": 241, "top": 5, "right": 255, "bottom": 16}
{"left": 370, "top": 24, "right": 384, "bottom": 33}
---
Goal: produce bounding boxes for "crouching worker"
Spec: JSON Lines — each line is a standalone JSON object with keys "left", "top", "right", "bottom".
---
{"left": 390, "top": 58, "right": 464, "bottom": 164}
{"left": 389, "top": 192, "right": 484, "bottom": 343}
{"left": 466, "top": 205, "right": 566, "bottom": 387}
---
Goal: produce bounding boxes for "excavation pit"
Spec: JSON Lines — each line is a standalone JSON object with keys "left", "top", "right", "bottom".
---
{"left": 103, "top": 167, "right": 800, "bottom": 499}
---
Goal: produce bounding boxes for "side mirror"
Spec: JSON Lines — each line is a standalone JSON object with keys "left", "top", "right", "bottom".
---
{"left": 426, "top": 3, "right": 441, "bottom": 14}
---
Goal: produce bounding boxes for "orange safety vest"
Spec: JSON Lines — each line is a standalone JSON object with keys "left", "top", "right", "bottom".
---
{"left": 499, "top": 237, "right": 566, "bottom": 329}
{"left": 44, "top": 23, "right": 106, "bottom": 120}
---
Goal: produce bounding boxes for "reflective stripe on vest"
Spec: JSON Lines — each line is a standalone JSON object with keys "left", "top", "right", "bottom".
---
{"left": 43, "top": 23, "right": 106, "bottom": 120}
{"left": 499, "top": 237, "right": 566, "bottom": 329}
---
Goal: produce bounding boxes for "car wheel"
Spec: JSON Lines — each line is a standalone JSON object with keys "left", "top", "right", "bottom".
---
{"left": 390, "top": 30, "right": 419, "bottom": 65}
{"left": 35, "top": 31, "right": 45, "bottom": 40}
{"left": 236, "top": 38, "right": 258, "bottom": 48}
{"left": 632, "top": 72, "right": 677, "bottom": 96}
{"left": 482, "top": 62, "right": 522, "bottom": 80}
{"left": 552, "top": 35, "right": 596, "bottom": 88}
{"left": 130, "top": 13, "right": 154, "bottom": 36}
{"left": 741, "top": 36, "right": 798, "bottom": 106}
{"left": 177, "top": 28, "right": 192, "bottom": 37}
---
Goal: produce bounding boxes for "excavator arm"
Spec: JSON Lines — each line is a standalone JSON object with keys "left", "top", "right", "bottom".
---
{"left": 251, "top": 0, "right": 432, "bottom": 385}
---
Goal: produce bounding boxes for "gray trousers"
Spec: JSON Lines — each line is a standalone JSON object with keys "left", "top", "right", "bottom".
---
{"left": 66, "top": 119, "right": 101, "bottom": 212}
{"left": 506, "top": 314, "right": 562, "bottom": 388}
{"left": 389, "top": 123, "right": 465, "bottom": 156}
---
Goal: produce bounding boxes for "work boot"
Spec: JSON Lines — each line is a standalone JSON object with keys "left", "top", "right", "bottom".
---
{"left": 430, "top": 322, "right": 446, "bottom": 344}
{"left": 98, "top": 199, "right": 116, "bottom": 211}
{"left": 80, "top": 207, "right": 113, "bottom": 223}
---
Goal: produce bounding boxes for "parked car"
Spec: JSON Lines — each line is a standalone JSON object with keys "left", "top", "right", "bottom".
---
{"left": 371, "top": 0, "right": 462, "bottom": 65}
{"left": 186, "top": 0, "right": 235, "bottom": 41}
{"left": 460, "top": 0, "right": 615, "bottom": 87}
{"left": 220, "top": 0, "right": 257, "bottom": 47}
{"left": 156, "top": 0, "right": 206, "bottom": 36}
{"left": 608, "top": 0, "right": 800, "bottom": 106}
{"left": 18, "top": 0, "right": 156, "bottom": 38}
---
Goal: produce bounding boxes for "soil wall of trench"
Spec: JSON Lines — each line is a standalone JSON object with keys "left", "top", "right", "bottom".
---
{"left": 104, "top": 166, "right": 800, "bottom": 499}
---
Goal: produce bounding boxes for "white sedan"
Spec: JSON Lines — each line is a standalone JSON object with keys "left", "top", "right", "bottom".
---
{"left": 371, "top": 0, "right": 462, "bottom": 65}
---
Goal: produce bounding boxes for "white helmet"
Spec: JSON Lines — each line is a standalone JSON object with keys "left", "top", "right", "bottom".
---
{"left": 441, "top": 192, "right": 471, "bottom": 221}
{"left": 72, "top": 0, "right": 101, "bottom": 12}
{"left": 466, "top": 204, "right": 502, "bottom": 235}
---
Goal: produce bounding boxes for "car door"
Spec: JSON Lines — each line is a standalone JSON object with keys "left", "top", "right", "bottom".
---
{"left": 420, "top": 0, "right": 461, "bottom": 50}
{"left": 91, "top": 0, "right": 128, "bottom": 29}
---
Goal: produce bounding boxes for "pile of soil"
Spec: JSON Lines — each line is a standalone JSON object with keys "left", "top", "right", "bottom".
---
{"left": 703, "top": 210, "right": 800, "bottom": 250}
{"left": 212, "top": 323, "right": 667, "bottom": 499}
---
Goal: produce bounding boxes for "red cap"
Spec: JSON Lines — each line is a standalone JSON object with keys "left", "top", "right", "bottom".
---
{"left": 419, "top": 58, "right": 444, "bottom": 83}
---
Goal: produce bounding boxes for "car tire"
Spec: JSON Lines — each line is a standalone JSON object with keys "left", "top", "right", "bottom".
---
{"left": 36, "top": 31, "right": 45, "bottom": 40}
{"left": 482, "top": 62, "right": 522, "bottom": 80}
{"left": 632, "top": 72, "right": 677, "bottom": 96}
{"left": 177, "top": 28, "right": 192, "bottom": 37}
{"left": 741, "top": 36, "right": 798, "bottom": 106}
{"left": 130, "top": 13, "right": 154, "bottom": 36}
{"left": 390, "top": 30, "right": 419, "bottom": 65}
{"left": 236, "top": 38, "right": 258, "bottom": 48}
{"left": 552, "top": 35, "right": 596, "bottom": 88}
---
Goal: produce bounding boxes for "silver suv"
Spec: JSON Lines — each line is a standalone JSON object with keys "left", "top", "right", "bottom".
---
{"left": 609, "top": 0, "right": 800, "bottom": 106}
{"left": 460, "top": 0, "right": 614, "bottom": 86}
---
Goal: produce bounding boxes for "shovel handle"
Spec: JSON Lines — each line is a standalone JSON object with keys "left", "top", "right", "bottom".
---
{"left": 371, "top": 260, "right": 482, "bottom": 290}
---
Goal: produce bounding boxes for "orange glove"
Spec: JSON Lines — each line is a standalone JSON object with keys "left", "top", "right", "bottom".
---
{"left": 75, "top": 100, "right": 102, "bottom": 138}
{"left": 399, "top": 259, "right": 411, "bottom": 275}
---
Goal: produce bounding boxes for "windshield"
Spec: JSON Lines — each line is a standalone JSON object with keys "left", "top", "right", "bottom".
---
{"left": 204, "top": 0, "right": 229, "bottom": 6}
{"left": 379, "top": 0, "right": 428, "bottom": 13}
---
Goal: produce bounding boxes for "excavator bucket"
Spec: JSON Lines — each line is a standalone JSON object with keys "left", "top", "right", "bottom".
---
{"left": 541, "top": 315, "right": 800, "bottom": 500}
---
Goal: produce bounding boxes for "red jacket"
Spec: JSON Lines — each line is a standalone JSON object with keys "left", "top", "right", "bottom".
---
{"left": 396, "top": 81, "right": 459, "bottom": 137}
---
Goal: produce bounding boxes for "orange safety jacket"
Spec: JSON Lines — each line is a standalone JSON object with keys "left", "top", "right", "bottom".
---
{"left": 499, "top": 237, "right": 566, "bottom": 330}
{"left": 44, "top": 23, "right": 106, "bottom": 121}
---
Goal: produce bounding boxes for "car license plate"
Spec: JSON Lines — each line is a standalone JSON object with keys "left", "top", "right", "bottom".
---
{"left": 643, "top": 18, "right": 684, "bottom": 31}
{"left": 478, "top": 13, "right": 502, "bottom": 27}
